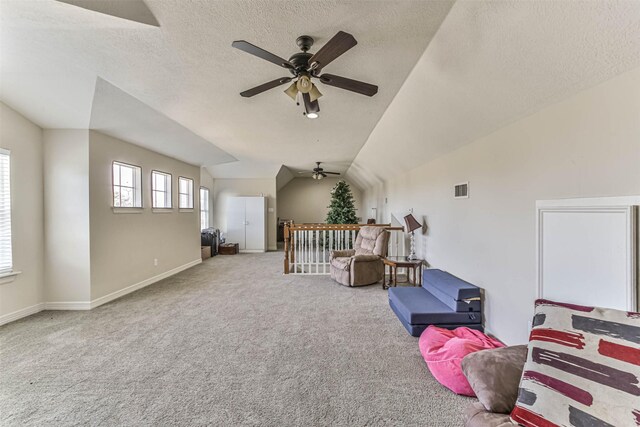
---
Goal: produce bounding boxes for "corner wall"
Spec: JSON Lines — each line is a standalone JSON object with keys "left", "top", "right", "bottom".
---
{"left": 89, "top": 131, "right": 201, "bottom": 301}
{"left": 43, "top": 129, "right": 92, "bottom": 306}
{"left": 359, "top": 67, "right": 640, "bottom": 344}
{"left": 0, "top": 104, "right": 45, "bottom": 321}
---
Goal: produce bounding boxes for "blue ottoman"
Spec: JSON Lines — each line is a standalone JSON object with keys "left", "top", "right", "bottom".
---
{"left": 388, "top": 269, "right": 483, "bottom": 336}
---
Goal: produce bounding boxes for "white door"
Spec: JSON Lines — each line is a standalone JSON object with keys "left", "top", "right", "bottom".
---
{"left": 226, "top": 197, "right": 246, "bottom": 249}
{"left": 537, "top": 197, "right": 639, "bottom": 311}
{"left": 245, "top": 197, "right": 266, "bottom": 251}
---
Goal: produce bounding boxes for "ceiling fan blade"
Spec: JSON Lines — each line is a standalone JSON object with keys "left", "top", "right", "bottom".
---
{"left": 232, "top": 40, "right": 294, "bottom": 69}
{"left": 240, "top": 77, "right": 293, "bottom": 97}
{"left": 323, "top": 171, "right": 341, "bottom": 175}
{"left": 308, "top": 31, "right": 357, "bottom": 72}
{"left": 302, "top": 93, "right": 320, "bottom": 114}
{"left": 318, "top": 74, "right": 378, "bottom": 97}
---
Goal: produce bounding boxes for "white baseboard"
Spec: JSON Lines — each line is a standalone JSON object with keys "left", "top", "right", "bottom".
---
{"left": 0, "top": 303, "right": 45, "bottom": 326}
{"left": 89, "top": 258, "right": 202, "bottom": 309}
{"left": 0, "top": 259, "right": 202, "bottom": 326}
{"left": 44, "top": 301, "right": 91, "bottom": 310}
{"left": 240, "top": 250, "right": 266, "bottom": 253}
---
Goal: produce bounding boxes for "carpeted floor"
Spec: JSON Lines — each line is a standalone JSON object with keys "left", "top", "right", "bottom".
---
{"left": 0, "top": 252, "right": 472, "bottom": 426}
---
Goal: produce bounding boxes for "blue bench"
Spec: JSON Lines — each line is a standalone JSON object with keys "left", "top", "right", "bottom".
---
{"left": 388, "top": 269, "right": 483, "bottom": 337}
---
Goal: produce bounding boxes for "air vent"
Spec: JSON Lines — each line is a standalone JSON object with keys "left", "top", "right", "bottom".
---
{"left": 454, "top": 182, "right": 469, "bottom": 199}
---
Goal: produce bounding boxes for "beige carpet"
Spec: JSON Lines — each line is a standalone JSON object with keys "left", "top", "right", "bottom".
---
{"left": 0, "top": 252, "right": 472, "bottom": 426}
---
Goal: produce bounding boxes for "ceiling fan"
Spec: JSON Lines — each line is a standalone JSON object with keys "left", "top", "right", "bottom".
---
{"left": 232, "top": 31, "right": 378, "bottom": 119}
{"left": 298, "top": 162, "right": 341, "bottom": 180}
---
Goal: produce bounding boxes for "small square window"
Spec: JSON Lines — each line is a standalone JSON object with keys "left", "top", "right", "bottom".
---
{"left": 113, "top": 161, "right": 142, "bottom": 208}
{"left": 178, "top": 177, "right": 194, "bottom": 209}
{"left": 152, "top": 170, "right": 172, "bottom": 209}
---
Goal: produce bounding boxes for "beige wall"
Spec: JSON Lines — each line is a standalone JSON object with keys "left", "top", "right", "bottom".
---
{"left": 276, "top": 165, "right": 294, "bottom": 191}
{"left": 0, "top": 103, "right": 45, "bottom": 320}
{"left": 277, "top": 177, "right": 363, "bottom": 224}
{"left": 43, "top": 129, "right": 92, "bottom": 304}
{"left": 212, "top": 178, "right": 277, "bottom": 250}
{"left": 0, "top": 107, "right": 205, "bottom": 321}
{"left": 360, "top": 67, "right": 640, "bottom": 345}
{"left": 89, "top": 131, "right": 201, "bottom": 300}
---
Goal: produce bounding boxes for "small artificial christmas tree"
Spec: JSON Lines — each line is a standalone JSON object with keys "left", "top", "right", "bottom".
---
{"left": 326, "top": 180, "right": 358, "bottom": 224}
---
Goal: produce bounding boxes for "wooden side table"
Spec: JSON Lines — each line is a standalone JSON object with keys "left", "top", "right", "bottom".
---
{"left": 219, "top": 243, "right": 239, "bottom": 255}
{"left": 383, "top": 256, "right": 423, "bottom": 290}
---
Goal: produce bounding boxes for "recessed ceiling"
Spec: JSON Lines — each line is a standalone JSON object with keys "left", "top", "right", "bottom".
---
{"left": 0, "top": 0, "right": 455, "bottom": 177}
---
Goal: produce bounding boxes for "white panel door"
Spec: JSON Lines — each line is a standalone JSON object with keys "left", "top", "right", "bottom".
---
{"left": 538, "top": 203, "right": 638, "bottom": 311}
{"left": 244, "top": 197, "right": 266, "bottom": 251}
{"left": 226, "top": 197, "right": 246, "bottom": 249}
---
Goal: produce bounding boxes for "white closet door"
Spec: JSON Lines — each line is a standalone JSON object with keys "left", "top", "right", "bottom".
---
{"left": 226, "top": 197, "right": 246, "bottom": 249}
{"left": 245, "top": 197, "right": 266, "bottom": 251}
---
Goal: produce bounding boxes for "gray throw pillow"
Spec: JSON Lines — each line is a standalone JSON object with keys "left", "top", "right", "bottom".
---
{"left": 461, "top": 345, "right": 528, "bottom": 414}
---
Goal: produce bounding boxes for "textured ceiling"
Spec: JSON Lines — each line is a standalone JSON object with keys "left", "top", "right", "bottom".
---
{"left": 55, "top": 0, "right": 159, "bottom": 26}
{"left": 2, "top": 1, "right": 638, "bottom": 182}
{"left": 346, "top": 0, "right": 640, "bottom": 188}
{"left": 90, "top": 78, "right": 236, "bottom": 166}
{"left": 0, "top": 0, "right": 454, "bottom": 177}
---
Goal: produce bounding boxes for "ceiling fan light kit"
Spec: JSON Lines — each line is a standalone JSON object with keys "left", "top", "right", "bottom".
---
{"left": 300, "top": 162, "right": 340, "bottom": 178}
{"left": 232, "top": 31, "right": 378, "bottom": 119}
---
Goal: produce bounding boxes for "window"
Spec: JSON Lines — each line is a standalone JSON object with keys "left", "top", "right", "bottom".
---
{"left": 152, "top": 170, "right": 172, "bottom": 209}
{"left": 200, "top": 187, "right": 210, "bottom": 230}
{"left": 0, "top": 149, "right": 12, "bottom": 274}
{"left": 178, "top": 177, "right": 194, "bottom": 209}
{"left": 113, "top": 161, "right": 142, "bottom": 208}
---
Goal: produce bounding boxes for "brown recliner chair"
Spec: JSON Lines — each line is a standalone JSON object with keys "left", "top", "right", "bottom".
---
{"left": 329, "top": 226, "right": 390, "bottom": 287}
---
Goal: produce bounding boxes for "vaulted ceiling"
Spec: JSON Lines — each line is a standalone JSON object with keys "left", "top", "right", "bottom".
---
{"left": 0, "top": 0, "right": 454, "bottom": 178}
{"left": 346, "top": 0, "right": 640, "bottom": 188}
{"left": 1, "top": 0, "right": 638, "bottom": 185}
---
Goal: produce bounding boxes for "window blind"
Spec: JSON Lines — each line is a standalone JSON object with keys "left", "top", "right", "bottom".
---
{"left": 0, "top": 149, "right": 12, "bottom": 273}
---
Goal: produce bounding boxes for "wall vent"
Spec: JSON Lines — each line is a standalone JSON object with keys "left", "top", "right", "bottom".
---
{"left": 454, "top": 182, "right": 469, "bottom": 199}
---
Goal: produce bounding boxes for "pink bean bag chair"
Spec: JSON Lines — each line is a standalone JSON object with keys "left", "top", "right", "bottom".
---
{"left": 419, "top": 326, "right": 504, "bottom": 396}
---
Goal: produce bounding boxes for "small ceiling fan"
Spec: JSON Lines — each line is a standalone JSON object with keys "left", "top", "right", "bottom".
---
{"left": 298, "top": 162, "right": 341, "bottom": 180}
{"left": 232, "top": 31, "right": 378, "bottom": 119}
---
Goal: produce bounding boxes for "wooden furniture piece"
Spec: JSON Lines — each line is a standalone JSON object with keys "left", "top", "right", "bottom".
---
{"left": 383, "top": 256, "right": 423, "bottom": 289}
{"left": 226, "top": 196, "right": 267, "bottom": 253}
{"left": 218, "top": 243, "right": 239, "bottom": 255}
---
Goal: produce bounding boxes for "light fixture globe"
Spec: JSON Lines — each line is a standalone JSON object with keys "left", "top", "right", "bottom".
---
{"left": 296, "top": 75, "right": 312, "bottom": 93}
{"left": 306, "top": 112, "right": 318, "bottom": 119}
{"left": 309, "top": 84, "right": 322, "bottom": 102}
{"left": 284, "top": 82, "right": 298, "bottom": 100}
